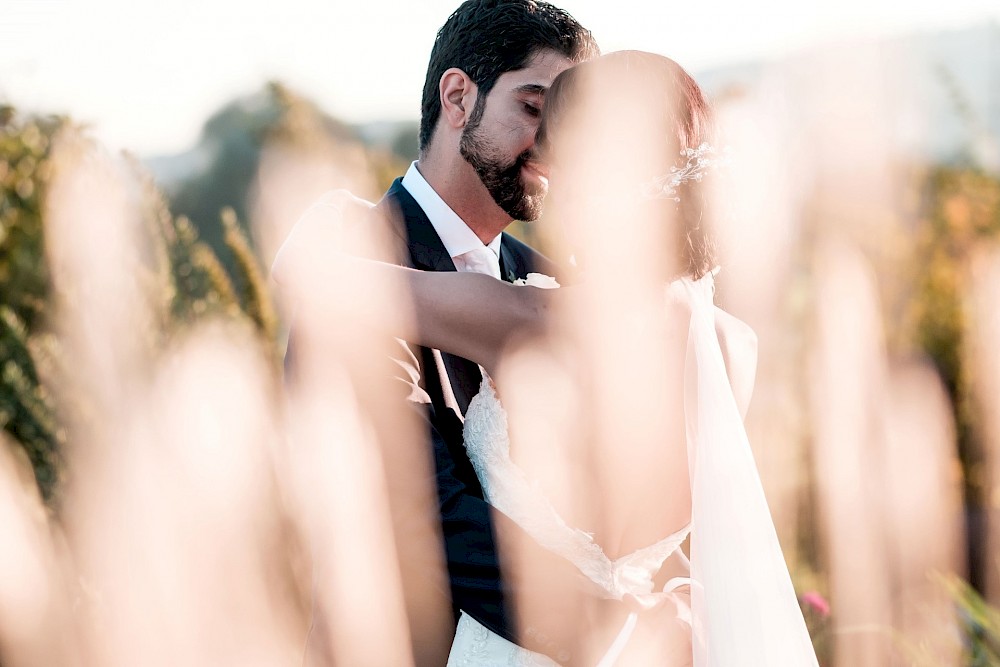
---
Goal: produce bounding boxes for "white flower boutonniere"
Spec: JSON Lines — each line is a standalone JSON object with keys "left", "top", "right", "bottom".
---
{"left": 512, "top": 273, "right": 560, "bottom": 289}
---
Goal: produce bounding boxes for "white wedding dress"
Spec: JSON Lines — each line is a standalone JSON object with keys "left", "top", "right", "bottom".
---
{"left": 446, "top": 273, "right": 819, "bottom": 666}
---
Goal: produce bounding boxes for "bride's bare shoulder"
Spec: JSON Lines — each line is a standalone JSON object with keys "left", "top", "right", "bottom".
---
{"left": 713, "top": 308, "right": 758, "bottom": 418}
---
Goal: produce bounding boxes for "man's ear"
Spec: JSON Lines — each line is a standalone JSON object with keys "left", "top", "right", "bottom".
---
{"left": 439, "top": 68, "right": 479, "bottom": 129}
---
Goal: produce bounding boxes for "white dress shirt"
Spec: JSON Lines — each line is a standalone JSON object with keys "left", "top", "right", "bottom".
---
{"left": 400, "top": 161, "right": 502, "bottom": 417}
{"left": 401, "top": 161, "right": 503, "bottom": 279}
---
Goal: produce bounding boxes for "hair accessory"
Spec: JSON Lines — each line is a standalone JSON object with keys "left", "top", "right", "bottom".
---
{"left": 640, "top": 143, "right": 730, "bottom": 201}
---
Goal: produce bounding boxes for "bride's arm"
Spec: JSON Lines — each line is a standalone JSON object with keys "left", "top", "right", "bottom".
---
{"left": 273, "top": 191, "right": 755, "bottom": 414}
{"left": 402, "top": 269, "right": 549, "bottom": 372}
{"left": 271, "top": 193, "right": 551, "bottom": 374}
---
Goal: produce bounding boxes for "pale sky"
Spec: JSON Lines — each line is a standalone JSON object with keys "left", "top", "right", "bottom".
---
{"left": 2, "top": 0, "right": 997, "bottom": 156}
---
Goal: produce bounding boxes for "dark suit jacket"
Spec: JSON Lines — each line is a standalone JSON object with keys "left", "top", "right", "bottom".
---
{"left": 373, "top": 178, "right": 548, "bottom": 616}
{"left": 371, "top": 180, "right": 601, "bottom": 662}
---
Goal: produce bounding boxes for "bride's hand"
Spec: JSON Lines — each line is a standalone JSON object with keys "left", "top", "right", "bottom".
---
{"left": 271, "top": 189, "right": 375, "bottom": 287}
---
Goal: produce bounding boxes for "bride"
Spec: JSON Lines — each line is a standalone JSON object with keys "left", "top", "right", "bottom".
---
{"left": 275, "top": 51, "right": 819, "bottom": 666}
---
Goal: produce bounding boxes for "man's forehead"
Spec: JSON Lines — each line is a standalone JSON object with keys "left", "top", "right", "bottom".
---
{"left": 501, "top": 50, "right": 575, "bottom": 91}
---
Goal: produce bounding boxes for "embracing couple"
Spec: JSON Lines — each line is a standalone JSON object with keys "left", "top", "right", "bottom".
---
{"left": 274, "top": 0, "right": 820, "bottom": 664}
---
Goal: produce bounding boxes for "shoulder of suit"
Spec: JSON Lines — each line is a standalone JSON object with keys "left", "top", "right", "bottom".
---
{"left": 297, "top": 187, "right": 406, "bottom": 264}
{"left": 365, "top": 186, "right": 408, "bottom": 234}
{"left": 500, "top": 231, "right": 543, "bottom": 262}
{"left": 501, "top": 231, "right": 562, "bottom": 279}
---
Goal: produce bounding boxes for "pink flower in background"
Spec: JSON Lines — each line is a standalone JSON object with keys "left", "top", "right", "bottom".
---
{"left": 801, "top": 591, "right": 831, "bottom": 617}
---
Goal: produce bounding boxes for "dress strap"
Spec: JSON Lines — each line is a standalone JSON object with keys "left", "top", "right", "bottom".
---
{"left": 596, "top": 576, "right": 696, "bottom": 666}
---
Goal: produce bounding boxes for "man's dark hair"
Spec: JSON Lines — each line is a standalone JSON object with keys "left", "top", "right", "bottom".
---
{"left": 419, "top": 0, "right": 598, "bottom": 152}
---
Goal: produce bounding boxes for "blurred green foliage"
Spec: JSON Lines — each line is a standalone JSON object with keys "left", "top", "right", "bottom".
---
{"left": 0, "top": 106, "right": 278, "bottom": 502}
{"left": 0, "top": 105, "right": 59, "bottom": 330}
{"left": 169, "top": 82, "right": 341, "bottom": 269}
{"left": 0, "top": 83, "right": 417, "bottom": 504}
{"left": 167, "top": 82, "right": 409, "bottom": 277}
{"left": 906, "top": 67, "right": 1000, "bottom": 541}
{"left": 907, "top": 165, "right": 1000, "bottom": 558}
{"left": 1, "top": 106, "right": 66, "bottom": 496}
{"left": 942, "top": 572, "right": 1000, "bottom": 665}
{"left": 911, "top": 166, "right": 1000, "bottom": 400}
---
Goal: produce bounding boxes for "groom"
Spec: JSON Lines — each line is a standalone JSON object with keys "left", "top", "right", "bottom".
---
{"left": 390, "top": 0, "right": 596, "bottom": 416}
{"left": 290, "top": 1, "right": 613, "bottom": 664}
{"left": 366, "top": 0, "right": 608, "bottom": 663}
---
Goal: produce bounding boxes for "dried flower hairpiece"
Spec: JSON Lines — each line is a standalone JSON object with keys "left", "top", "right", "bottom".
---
{"left": 640, "top": 143, "right": 730, "bottom": 201}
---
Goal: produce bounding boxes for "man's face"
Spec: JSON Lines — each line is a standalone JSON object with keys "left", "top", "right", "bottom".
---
{"left": 459, "top": 49, "right": 574, "bottom": 222}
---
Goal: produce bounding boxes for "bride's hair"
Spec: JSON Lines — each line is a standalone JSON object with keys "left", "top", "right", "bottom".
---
{"left": 540, "top": 50, "right": 717, "bottom": 279}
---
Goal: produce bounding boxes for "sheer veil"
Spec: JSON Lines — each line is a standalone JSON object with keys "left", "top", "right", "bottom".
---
{"left": 683, "top": 275, "right": 819, "bottom": 666}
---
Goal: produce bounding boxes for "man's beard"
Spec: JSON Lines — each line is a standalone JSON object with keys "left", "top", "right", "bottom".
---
{"left": 459, "top": 117, "right": 545, "bottom": 222}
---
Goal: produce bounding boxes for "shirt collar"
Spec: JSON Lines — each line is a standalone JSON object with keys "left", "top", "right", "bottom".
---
{"left": 401, "top": 161, "right": 502, "bottom": 261}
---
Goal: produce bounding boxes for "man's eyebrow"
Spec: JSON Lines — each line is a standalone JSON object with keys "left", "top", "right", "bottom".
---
{"left": 514, "top": 84, "right": 547, "bottom": 96}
